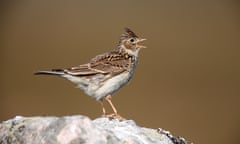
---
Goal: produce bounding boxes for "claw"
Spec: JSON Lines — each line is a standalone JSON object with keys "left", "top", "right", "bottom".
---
{"left": 102, "top": 113, "right": 126, "bottom": 121}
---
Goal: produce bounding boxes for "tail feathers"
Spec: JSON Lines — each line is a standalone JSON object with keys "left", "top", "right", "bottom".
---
{"left": 34, "top": 70, "right": 65, "bottom": 76}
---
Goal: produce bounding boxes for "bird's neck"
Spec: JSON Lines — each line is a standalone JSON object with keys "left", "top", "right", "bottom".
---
{"left": 117, "top": 45, "right": 140, "bottom": 57}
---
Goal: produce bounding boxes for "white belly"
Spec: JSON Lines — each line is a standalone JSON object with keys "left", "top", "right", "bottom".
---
{"left": 63, "top": 72, "right": 132, "bottom": 100}
{"left": 62, "top": 58, "right": 138, "bottom": 101}
{"left": 87, "top": 72, "right": 131, "bottom": 100}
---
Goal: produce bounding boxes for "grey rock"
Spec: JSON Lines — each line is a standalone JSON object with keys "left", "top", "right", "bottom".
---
{"left": 0, "top": 115, "right": 185, "bottom": 144}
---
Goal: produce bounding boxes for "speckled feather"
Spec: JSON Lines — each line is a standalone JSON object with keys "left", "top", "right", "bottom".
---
{"left": 35, "top": 28, "right": 145, "bottom": 101}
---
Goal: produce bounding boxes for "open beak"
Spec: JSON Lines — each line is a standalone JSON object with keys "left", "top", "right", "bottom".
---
{"left": 136, "top": 38, "right": 147, "bottom": 49}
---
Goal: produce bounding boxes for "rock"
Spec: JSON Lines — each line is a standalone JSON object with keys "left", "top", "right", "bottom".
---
{"left": 0, "top": 115, "right": 191, "bottom": 144}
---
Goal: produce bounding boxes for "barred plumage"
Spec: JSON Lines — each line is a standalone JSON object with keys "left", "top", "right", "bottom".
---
{"left": 35, "top": 28, "right": 146, "bottom": 120}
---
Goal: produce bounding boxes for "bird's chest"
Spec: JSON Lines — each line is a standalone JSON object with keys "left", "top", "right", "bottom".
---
{"left": 86, "top": 71, "right": 131, "bottom": 100}
{"left": 100, "top": 59, "right": 138, "bottom": 89}
{"left": 104, "top": 71, "right": 132, "bottom": 89}
{"left": 86, "top": 59, "right": 138, "bottom": 100}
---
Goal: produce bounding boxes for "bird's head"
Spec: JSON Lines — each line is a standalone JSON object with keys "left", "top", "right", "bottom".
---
{"left": 118, "top": 28, "right": 146, "bottom": 56}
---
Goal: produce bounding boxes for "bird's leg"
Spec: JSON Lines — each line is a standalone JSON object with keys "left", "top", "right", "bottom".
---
{"left": 100, "top": 99, "right": 106, "bottom": 116}
{"left": 105, "top": 95, "right": 126, "bottom": 120}
{"left": 105, "top": 95, "right": 118, "bottom": 115}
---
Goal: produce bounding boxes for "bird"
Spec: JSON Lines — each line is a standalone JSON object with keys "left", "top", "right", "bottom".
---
{"left": 35, "top": 28, "right": 146, "bottom": 120}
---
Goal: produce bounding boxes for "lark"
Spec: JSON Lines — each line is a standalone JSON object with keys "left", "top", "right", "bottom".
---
{"left": 35, "top": 28, "right": 146, "bottom": 120}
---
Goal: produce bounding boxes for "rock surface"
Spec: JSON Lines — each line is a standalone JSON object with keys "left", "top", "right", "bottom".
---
{"left": 0, "top": 115, "right": 191, "bottom": 144}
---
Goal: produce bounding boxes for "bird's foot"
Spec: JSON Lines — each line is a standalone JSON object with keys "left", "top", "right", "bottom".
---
{"left": 102, "top": 113, "right": 126, "bottom": 121}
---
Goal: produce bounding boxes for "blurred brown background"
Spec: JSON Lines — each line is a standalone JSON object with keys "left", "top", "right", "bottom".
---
{"left": 1, "top": 0, "right": 240, "bottom": 143}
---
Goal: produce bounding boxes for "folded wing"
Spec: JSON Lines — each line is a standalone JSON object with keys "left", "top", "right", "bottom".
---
{"left": 64, "top": 52, "right": 130, "bottom": 77}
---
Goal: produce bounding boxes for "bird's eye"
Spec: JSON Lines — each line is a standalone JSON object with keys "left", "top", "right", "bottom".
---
{"left": 129, "top": 38, "right": 135, "bottom": 43}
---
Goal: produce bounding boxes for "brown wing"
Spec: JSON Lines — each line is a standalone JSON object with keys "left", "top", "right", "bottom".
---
{"left": 64, "top": 51, "right": 131, "bottom": 76}
{"left": 64, "top": 64, "right": 100, "bottom": 76}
